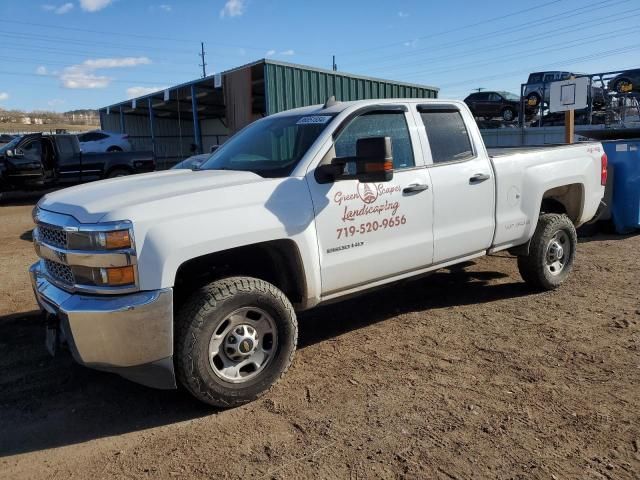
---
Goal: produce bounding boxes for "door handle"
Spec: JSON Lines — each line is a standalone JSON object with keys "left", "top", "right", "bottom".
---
{"left": 403, "top": 183, "right": 429, "bottom": 194}
{"left": 469, "top": 173, "right": 490, "bottom": 184}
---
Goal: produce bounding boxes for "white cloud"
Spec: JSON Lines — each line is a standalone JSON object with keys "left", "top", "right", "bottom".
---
{"left": 126, "top": 86, "right": 169, "bottom": 99}
{"left": 0, "top": 92, "right": 8, "bottom": 102}
{"left": 42, "top": 2, "right": 74, "bottom": 14}
{"left": 159, "top": 4, "right": 172, "bottom": 12}
{"left": 83, "top": 57, "right": 151, "bottom": 68}
{"left": 265, "top": 49, "right": 294, "bottom": 57}
{"left": 60, "top": 57, "right": 152, "bottom": 89}
{"left": 220, "top": 0, "right": 246, "bottom": 18}
{"left": 36, "top": 66, "right": 48, "bottom": 75}
{"left": 79, "top": 0, "right": 113, "bottom": 12}
{"left": 48, "top": 99, "right": 65, "bottom": 107}
{"left": 403, "top": 39, "right": 418, "bottom": 48}
{"left": 397, "top": 11, "right": 409, "bottom": 18}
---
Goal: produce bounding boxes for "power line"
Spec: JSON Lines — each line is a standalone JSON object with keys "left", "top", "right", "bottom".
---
{"left": 336, "top": 0, "right": 567, "bottom": 57}
{"left": 437, "top": 45, "right": 640, "bottom": 89}
{"left": 5, "top": 20, "right": 320, "bottom": 56}
{"left": 397, "top": 25, "right": 639, "bottom": 80}
{"left": 0, "top": 70, "right": 187, "bottom": 86}
{"left": 342, "top": 0, "right": 626, "bottom": 68}
{"left": 359, "top": 5, "right": 640, "bottom": 74}
{"left": 0, "top": 30, "right": 195, "bottom": 56}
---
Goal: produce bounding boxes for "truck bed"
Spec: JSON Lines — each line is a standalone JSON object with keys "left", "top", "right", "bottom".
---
{"left": 488, "top": 142, "right": 600, "bottom": 158}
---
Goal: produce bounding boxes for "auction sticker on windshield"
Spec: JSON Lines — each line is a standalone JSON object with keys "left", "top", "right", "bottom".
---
{"left": 296, "top": 115, "right": 333, "bottom": 125}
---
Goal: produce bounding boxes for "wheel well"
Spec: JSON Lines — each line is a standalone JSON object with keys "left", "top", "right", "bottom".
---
{"left": 173, "top": 239, "right": 306, "bottom": 311}
{"left": 104, "top": 165, "right": 132, "bottom": 177}
{"left": 107, "top": 145, "right": 123, "bottom": 152}
{"left": 541, "top": 183, "right": 584, "bottom": 223}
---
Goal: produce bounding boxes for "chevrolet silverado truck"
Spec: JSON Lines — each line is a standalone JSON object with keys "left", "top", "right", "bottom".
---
{"left": 29, "top": 98, "right": 607, "bottom": 407}
{"left": 0, "top": 133, "right": 154, "bottom": 199}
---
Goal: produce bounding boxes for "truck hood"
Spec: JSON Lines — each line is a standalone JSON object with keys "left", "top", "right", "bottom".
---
{"left": 38, "top": 169, "right": 267, "bottom": 223}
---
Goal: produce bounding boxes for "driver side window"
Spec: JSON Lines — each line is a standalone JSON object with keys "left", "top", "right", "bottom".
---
{"left": 334, "top": 111, "right": 415, "bottom": 171}
{"left": 22, "top": 140, "right": 43, "bottom": 161}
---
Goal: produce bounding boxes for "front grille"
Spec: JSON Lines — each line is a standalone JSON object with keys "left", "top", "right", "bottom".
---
{"left": 38, "top": 225, "right": 67, "bottom": 248}
{"left": 44, "top": 259, "right": 74, "bottom": 285}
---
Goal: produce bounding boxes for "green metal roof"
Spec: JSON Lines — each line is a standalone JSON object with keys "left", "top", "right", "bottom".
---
{"left": 100, "top": 58, "right": 438, "bottom": 114}
{"left": 262, "top": 59, "right": 438, "bottom": 115}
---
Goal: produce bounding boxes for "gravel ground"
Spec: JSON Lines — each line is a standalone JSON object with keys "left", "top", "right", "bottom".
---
{"left": 0, "top": 199, "right": 638, "bottom": 479}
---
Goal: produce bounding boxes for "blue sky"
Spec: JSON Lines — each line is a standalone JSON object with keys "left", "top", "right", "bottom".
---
{"left": 0, "top": 0, "right": 638, "bottom": 112}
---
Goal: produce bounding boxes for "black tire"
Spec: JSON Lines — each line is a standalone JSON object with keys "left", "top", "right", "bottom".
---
{"left": 613, "top": 78, "right": 632, "bottom": 94}
{"left": 501, "top": 107, "right": 516, "bottom": 122}
{"left": 175, "top": 276, "right": 297, "bottom": 408}
{"left": 526, "top": 93, "right": 541, "bottom": 107}
{"left": 517, "top": 213, "right": 577, "bottom": 290}
{"left": 106, "top": 146, "right": 123, "bottom": 152}
{"left": 106, "top": 168, "right": 131, "bottom": 178}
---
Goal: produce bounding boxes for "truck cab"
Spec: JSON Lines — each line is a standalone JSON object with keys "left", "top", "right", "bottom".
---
{"left": 0, "top": 133, "right": 154, "bottom": 197}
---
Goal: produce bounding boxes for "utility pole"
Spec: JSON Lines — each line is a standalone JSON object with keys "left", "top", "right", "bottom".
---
{"left": 332, "top": 55, "right": 337, "bottom": 71}
{"left": 199, "top": 42, "right": 207, "bottom": 78}
{"left": 474, "top": 87, "right": 485, "bottom": 92}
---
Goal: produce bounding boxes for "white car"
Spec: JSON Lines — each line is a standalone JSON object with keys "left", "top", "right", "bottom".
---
{"left": 30, "top": 98, "right": 606, "bottom": 407}
{"left": 78, "top": 130, "right": 132, "bottom": 153}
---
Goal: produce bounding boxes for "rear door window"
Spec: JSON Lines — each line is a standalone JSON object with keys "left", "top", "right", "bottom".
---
{"left": 418, "top": 107, "right": 474, "bottom": 164}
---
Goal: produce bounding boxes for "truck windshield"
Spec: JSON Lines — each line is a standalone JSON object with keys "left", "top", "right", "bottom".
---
{"left": 0, "top": 136, "right": 22, "bottom": 154}
{"left": 198, "top": 113, "right": 336, "bottom": 177}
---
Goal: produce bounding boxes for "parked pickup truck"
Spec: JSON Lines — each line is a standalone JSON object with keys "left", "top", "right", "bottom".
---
{"left": 29, "top": 99, "right": 607, "bottom": 407}
{"left": 0, "top": 133, "right": 154, "bottom": 198}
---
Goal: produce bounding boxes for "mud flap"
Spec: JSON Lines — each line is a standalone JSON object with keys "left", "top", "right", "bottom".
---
{"left": 45, "top": 314, "right": 60, "bottom": 357}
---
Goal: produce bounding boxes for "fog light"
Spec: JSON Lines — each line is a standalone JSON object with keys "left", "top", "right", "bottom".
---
{"left": 102, "top": 266, "right": 135, "bottom": 286}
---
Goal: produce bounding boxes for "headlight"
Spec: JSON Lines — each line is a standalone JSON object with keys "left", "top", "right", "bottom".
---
{"left": 73, "top": 265, "right": 136, "bottom": 287}
{"left": 68, "top": 229, "right": 132, "bottom": 250}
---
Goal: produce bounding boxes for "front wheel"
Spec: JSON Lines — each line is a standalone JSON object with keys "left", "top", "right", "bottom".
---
{"left": 517, "top": 213, "right": 577, "bottom": 290}
{"left": 502, "top": 107, "right": 516, "bottom": 122}
{"left": 175, "top": 277, "right": 297, "bottom": 407}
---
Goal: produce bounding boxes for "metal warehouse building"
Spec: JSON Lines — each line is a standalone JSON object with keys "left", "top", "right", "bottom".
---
{"left": 99, "top": 59, "right": 439, "bottom": 169}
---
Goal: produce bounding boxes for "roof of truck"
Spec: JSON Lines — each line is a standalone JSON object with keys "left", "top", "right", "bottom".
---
{"left": 269, "top": 98, "right": 463, "bottom": 117}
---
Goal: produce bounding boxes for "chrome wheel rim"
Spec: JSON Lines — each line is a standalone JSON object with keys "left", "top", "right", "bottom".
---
{"left": 545, "top": 230, "right": 570, "bottom": 276}
{"left": 503, "top": 110, "right": 514, "bottom": 121}
{"left": 208, "top": 307, "right": 278, "bottom": 383}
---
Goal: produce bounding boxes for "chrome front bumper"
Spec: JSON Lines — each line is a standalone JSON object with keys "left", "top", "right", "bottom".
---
{"left": 30, "top": 261, "right": 176, "bottom": 389}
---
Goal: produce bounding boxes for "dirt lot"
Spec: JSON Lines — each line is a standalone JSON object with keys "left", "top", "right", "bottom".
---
{"left": 1, "top": 198, "right": 638, "bottom": 479}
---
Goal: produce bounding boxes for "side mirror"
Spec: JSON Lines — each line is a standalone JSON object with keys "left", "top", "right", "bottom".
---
{"left": 210, "top": 145, "right": 220, "bottom": 153}
{"left": 316, "top": 136, "right": 394, "bottom": 184}
{"left": 353, "top": 136, "right": 394, "bottom": 183}
{"left": 7, "top": 149, "right": 24, "bottom": 158}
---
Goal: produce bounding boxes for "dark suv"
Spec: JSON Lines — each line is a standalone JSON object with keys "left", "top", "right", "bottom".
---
{"left": 464, "top": 91, "right": 520, "bottom": 122}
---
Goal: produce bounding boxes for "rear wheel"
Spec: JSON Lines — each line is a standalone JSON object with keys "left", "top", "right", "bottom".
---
{"left": 526, "top": 93, "right": 541, "bottom": 108}
{"left": 613, "top": 78, "right": 633, "bottom": 94}
{"left": 517, "top": 213, "right": 577, "bottom": 290}
{"left": 175, "top": 276, "right": 297, "bottom": 407}
{"left": 502, "top": 107, "right": 516, "bottom": 122}
{"left": 106, "top": 146, "right": 123, "bottom": 152}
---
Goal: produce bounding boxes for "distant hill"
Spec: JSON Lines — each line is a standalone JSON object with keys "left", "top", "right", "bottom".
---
{"left": 0, "top": 108, "right": 99, "bottom": 127}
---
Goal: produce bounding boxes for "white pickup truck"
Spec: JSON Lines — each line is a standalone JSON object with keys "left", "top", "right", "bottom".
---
{"left": 30, "top": 98, "right": 607, "bottom": 407}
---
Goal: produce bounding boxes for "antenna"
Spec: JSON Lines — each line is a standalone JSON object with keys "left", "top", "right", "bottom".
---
{"left": 332, "top": 55, "right": 337, "bottom": 71}
{"left": 323, "top": 96, "right": 338, "bottom": 109}
{"left": 199, "top": 42, "right": 207, "bottom": 78}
